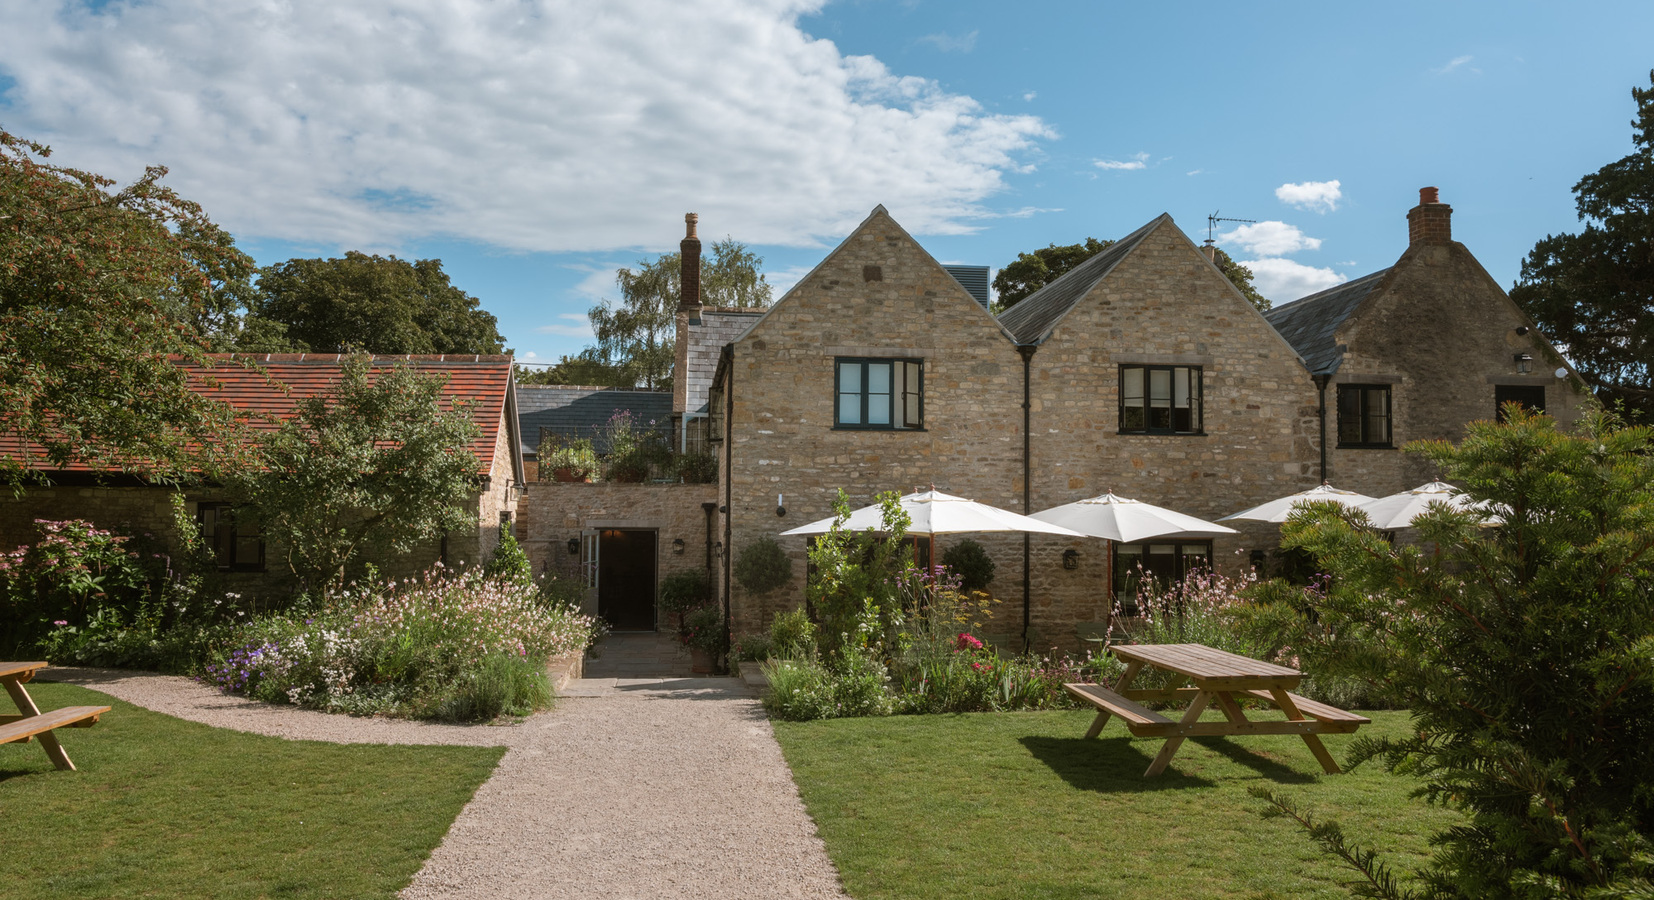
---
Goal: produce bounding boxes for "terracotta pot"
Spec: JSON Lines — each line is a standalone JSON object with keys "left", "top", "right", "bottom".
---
{"left": 551, "top": 467, "right": 589, "bottom": 483}
{"left": 689, "top": 647, "right": 714, "bottom": 674}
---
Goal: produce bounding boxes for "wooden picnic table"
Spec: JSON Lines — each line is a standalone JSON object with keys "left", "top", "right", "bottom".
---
{"left": 0, "top": 661, "right": 111, "bottom": 771}
{"left": 1063, "top": 643, "right": 1369, "bottom": 777}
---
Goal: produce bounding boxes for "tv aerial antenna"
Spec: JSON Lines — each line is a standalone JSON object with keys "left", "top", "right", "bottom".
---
{"left": 1206, "top": 211, "right": 1256, "bottom": 246}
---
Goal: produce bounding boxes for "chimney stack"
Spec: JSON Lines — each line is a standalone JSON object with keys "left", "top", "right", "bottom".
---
{"left": 679, "top": 213, "right": 702, "bottom": 314}
{"left": 1406, "top": 186, "right": 1452, "bottom": 246}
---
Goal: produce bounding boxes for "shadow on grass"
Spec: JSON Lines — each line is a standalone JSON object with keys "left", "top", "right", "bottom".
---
{"left": 0, "top": 764, "right": 50, "bottom": 783}
{"left": 1020, "top": 736, "right": 1216, "bottom": 792}
{"left": 1189, "top": 736, "right": 1320, "bottom": 784}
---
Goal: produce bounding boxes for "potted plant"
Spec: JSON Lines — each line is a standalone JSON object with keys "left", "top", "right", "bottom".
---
{"left": 599, "top": 411, "right": 669, "bottom": 483}
{"left": 680, "top": 605, "right": 728, "bottom": 674}
{"left": 544, "top": 438, "right": 598, "bottom": 483}
{"left": 658, "top": 569, "right": 710, "bottom": 632}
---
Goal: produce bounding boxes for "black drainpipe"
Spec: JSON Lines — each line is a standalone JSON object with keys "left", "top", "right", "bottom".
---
{"left": 1017, "top": 344, "right": 1037, "bottom": 652}
{"left": 720, "top": 346, "right": 735, "bottom": 673}
{"left": 1312, "top": 373, "right": 1330, "bottom": 483}
{"left": 701, "top": 501, "right": 717, "bottom": 579}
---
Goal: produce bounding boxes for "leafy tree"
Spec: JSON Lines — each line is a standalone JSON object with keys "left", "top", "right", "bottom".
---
{"left": 993, "top": 238, "right": 1269, "bottom": 312}
{"left": 583, "top": 238, "right": 772, "bottom": 390}
{"left": 1250, "top": 408, "right": 1654, "bottom": 898}
{"left": 514, "top": 357, "right": 627, "bottom": 387}
{"left": 250, "top": 252, "right": 505, "bottom": 355}
{"left": 806, "top": 490, "right": 915, "bottom": 659}
{"left": 1512, "top": 71, "right": 1654, "bottom": 422}
{"left": 227, "top": 358, "right": 482, "bottom": 596}
{"left": 0, "top": 128, "right": 252, "bottom": 486}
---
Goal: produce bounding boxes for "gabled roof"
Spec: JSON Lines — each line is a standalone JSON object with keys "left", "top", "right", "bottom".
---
{"left": 1262, "top": 269, "right": 1392, "bottom": 375}
{"left": 517, "top": 385, "right": 671, "bottom": 455}
{"left": 2, "top": 354, "right": 514, "bottom": 478}
{"left": 683, "top": 308, "right": 764, "bottom": 418}
{"left": 996, "top": 215, "right": 1168, "bottom": 345}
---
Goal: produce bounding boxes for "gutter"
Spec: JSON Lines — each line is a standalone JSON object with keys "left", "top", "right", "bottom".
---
{"left": 1017, "top": 343, "right": 1037, "bottom": 653}
{"left": 1312, "top": 373, "right": 1330, "bottom": 483}
{"left": 720, "top": 343, "right": 735, "bottom": 673}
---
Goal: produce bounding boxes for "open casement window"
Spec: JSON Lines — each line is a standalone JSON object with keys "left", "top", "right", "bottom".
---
{"left": 1112, "top": 541, "right": 1212, "bottom": 616}
{"left": 1119, "top": 365, "right": 1202, "bottom": 434}
{"left": 196, "top": 503, "right": 264, "bottom": 572}
{"left": 835, "top": 358, "right": 923, "bottom": 430}
{"left": 1337, "top": 384, "right": 1393, "bottom": 448}
{"left": 1495, "top": 385, "right": 1546, "bottom": 422}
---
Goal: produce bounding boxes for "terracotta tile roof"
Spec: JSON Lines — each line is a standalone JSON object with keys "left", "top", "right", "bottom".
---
{"left": 2, "top": 354, "right": 512, "bottom": 477}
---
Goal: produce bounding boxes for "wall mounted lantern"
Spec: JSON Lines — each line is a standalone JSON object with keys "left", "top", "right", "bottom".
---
{"left": 776, "top": 493, "right": 787, "bottom": 517}
{"left": 672, "top": 538, "right": 686, "bottom": 555}
{"left": 1514, "top": 352, "right": 1533, "bottom": 374}
{"left": 566, "top": 537, "right": 580, "bottom": 556}
{"left": 1062, "top": 549, "right": 1080, "bottom": 570}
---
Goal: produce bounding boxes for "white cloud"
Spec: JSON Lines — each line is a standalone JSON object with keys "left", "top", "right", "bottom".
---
{"left": 536, "top": 312, "right": 595, "bottom": 339}
{"left": 1242, "top": 258, "right": 1347, "bottom": 303}
{"left": 1434, "top": 55, "right": 1480, "bottom": 75}
{"left": 918, "top": 30, "right": 978, "bottom": 53}
{"left": 1275, "top": 180, "right": 1343, "bottom": 213}
{"left": 1186, "top": 169, "right": 1203, "bottom": 176}
{"left": 1095, "top": 151, "right": 1150, "bottom": 171}
{"left": 0, "top": 0, "right": 1050, "bottom": 253}
{"left": 1220, "top": 221, "right": 1322, "bottom": 256}
{"left": 1022, "top": 91, "right": 1037, "bottom": 102}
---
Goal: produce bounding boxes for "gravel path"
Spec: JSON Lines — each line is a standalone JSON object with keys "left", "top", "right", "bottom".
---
{"left": 44, "top": 668, "right": 848, "bottom": 900}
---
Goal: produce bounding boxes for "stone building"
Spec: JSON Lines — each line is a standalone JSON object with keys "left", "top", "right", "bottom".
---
{"left": 0, "top": 354, "right": 524, "bottom": 595}
{"left": 698, "top": 189, "right": 1590, "bottom": 650}
{"left": 1265, "top": 187, "right": 1592, "bottom": 493}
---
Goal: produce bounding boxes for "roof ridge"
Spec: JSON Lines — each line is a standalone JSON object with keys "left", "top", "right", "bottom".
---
{"left": 996, "top": 213, "right": 1171, "bottom": 345}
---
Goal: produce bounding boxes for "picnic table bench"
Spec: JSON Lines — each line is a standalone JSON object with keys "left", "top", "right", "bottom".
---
{"left": 1, "top": 661, "right": 110, "bottom": 771}
{"left": 1064, "top": 643, "right": 1369, "bottom": 777}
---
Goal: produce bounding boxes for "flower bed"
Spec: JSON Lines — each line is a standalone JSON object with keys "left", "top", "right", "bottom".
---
{"left": 202, "top": 568, "right": 598, "bottom": 721}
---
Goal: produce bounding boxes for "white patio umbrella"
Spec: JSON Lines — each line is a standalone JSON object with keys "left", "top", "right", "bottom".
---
{"left": 1358, "top": 481, "right": 1496, "bottom": 530}
{"left": 1029, "top": 492, "right": 1237, "bottom": 543}
{"left": 1219, "top": 483, "right": 1377, "bottom": 524}
{"left": 780, "top": 488, "right": 1085, "bottom": 538}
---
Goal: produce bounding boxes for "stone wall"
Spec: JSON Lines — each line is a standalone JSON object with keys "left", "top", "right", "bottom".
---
{"left": 1327, "top": 240, "right": 1592, "bottom": 495}
{"left": 517, "top": 481, "right": 718, "bottom": 621}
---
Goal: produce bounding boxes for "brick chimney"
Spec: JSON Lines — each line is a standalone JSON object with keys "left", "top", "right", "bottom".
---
{"left": 679, "top": 213, "right": 702, "bottom": 318}
{"left": 1407, "top": 186, "right": 1452, "bottom": 246}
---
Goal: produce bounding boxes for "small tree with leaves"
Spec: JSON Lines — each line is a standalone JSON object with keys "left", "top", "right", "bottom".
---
{"left": 1250, "top": 407, "right": 1654, "bottom": 899}
{"left": 229, "top": 358, "right": 482, "bottom": 597}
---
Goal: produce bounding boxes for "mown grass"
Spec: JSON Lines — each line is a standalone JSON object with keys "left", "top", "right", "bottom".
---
{"left": 1, "top": 681, "right": 503, "bottom": 899}
{"left": 774, "top": 708, "right": 1456, "bottom": 900}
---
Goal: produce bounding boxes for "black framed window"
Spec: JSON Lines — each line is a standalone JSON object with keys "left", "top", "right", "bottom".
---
{"left": 196, "top": 503, "right": 264, "bottom": 572}
{"left": 1119, "top": 365, "right": 1202, "bottom": 434}
{"left": 1337, "top": 384, "right": 1392, "bottom": 448}
{"left": 836, "top": 358, "right": 923, "bottom": 430}
{"left": 1112, "top": 542, "right": 1212, "bottom": 615}
{"left": 1495, "top": 385, "right": 1545, "bottom": 422}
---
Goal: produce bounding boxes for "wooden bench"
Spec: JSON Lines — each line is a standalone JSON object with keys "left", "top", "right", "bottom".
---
{"left": 1064, "top": 683, "right": 1173, "bottom": 737}
{"left": 2, "top": 661, "right": 112, "bottom": 771}
{"left": 1236, "top": 689, "right": 1371, "bottom": 733}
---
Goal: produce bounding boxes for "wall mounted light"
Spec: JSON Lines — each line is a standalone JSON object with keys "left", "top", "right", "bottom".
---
{"left": 776, "top": 493, "right": 787, "bottom": 517}
{"left": 1514, "top": 352, "right": 1533, "bottom": 374}
{"left": 566, "top": 537, "right": 580, "bottom": 556}
{"left": 1062, "top": 549, "right": 1080, "bottom": 570}
{"left": 714, "top": 541, "right": 724, "bottom": 557}
{"left": 1515, "top": 325, "right": 1530, "bottom": 336}
{"left": 672, "top": 538, "right": 686, "bottom": 555}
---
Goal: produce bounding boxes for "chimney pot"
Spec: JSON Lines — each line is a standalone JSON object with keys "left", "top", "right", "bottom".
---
{"left": 685, "top": 212, "right": 698, "bottom": 239}
{"left": 1419, "top": 186, "right": 1439, "bottom": 205}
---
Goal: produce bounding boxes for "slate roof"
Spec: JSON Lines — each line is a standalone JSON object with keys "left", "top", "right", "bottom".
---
{"left": 517, "top": 385, "right": 672, "bottom": 456}
{"left": 1262, "top": 269, "right": 1392, "bottom": 374}
{"left": 0, "top": 354, "right": 514, "bottom": 477}
{"left": 996, "top": 215, "right": 1168, "bottom": 345}
{"left": 683, "top": 308, "right": 763, "bottom": 416}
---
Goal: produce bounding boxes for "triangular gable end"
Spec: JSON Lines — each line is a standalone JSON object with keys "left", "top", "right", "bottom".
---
{"left": 735, "top": 205, "right": 1019, "bottom": 346}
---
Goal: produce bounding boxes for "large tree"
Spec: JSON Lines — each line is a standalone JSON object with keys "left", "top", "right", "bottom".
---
{"left": 0, "top": 128, "right": 252, "bottom": 487}
{"left": 227, "top": 358, "right": 481, "bottom": 596}
{"left": 993, "top": 238, "right": 1269, "bottom": 312}
{"left": 1511, "top": 71, "right": 1654, "bottom": 422}
{"left": 582, "top": 238, "right": 771, "bottom": 391}
{"left": 250, "top": 252, "right": 505, "bottom": 355}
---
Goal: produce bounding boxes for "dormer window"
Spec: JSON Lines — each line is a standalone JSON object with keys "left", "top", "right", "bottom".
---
{"left": 835, "top": 358, "right": 923, "bottom": 430}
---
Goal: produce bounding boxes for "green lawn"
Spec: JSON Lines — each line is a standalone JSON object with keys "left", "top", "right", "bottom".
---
{"left": 1, "top": 681, "right": 504, "bottom": 899}
{"left": 774, "top": 708, "right": 1455, "bottom": 900}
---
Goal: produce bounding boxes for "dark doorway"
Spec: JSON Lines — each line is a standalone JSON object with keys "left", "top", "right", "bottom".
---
{"left": 598, "top": 529, "right": 657, "bottom": 631}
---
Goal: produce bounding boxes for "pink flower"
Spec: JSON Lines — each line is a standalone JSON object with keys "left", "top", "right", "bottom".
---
{"left": 53, "top": 620, "right": 68, "bottom": 627}
{"left": 954, "top": 633, "right": 984, "bottom": 652}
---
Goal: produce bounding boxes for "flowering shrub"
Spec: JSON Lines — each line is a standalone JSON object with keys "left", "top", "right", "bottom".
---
{"left": 202, "top": 567, "right": 599, "bottom": 721}
{"left": 0, "top": 518, "right": 165, "bottom": 655}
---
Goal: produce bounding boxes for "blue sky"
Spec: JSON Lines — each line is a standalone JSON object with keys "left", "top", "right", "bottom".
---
{"left": 2, "top": 1, "right": 1650, "bottom": 366}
